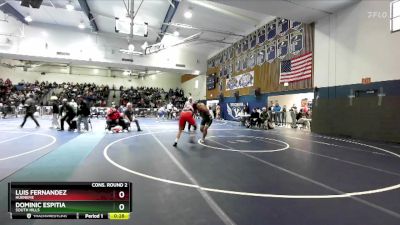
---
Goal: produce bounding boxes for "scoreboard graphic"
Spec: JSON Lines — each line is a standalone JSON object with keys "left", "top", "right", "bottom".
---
{"left": 8, "top": 182, "right": 132, "bottom": 220}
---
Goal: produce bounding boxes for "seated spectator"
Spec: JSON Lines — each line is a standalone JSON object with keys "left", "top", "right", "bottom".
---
{"left": 260, "top": 107, "right": 270, "bottom": 126}
{"left": 297, "top": 109, "right": 311, "bottom": 129}
{"left": 249, "top": 108, "right": 261, "bottom": 128}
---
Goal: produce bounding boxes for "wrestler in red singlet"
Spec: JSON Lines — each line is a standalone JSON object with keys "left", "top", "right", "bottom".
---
{"left": 173, "top": 104, "right": 197, "bottom": 147}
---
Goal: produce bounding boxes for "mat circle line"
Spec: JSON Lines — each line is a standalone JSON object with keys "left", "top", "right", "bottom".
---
{"left": 0, "top": 131, "right": 57, "bottom": 161}
{"left": 198, "top": 135, "right": 290, "bottom": 152}
{"left": 103, "top": 129, "right": 400, "bottom": 199}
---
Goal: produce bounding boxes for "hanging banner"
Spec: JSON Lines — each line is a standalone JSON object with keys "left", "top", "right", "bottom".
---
{"left": 277, "top": 35, "right": 289, "bottom": 59}
{"left": 278, "top": 18, "right": 289, "bottom": 36}
{"left": 222, "top": 51, "right": 227, "bottom": 63}
{"left": 247, "top": 51, "right": 256, "bottom": 68}
{"left": 290, "top": 28, "right": 304, "bottom": 55}
{"left": 267, "top": 20, "right": 277, "bottom": 41}
{"left": 241, "top": 55, "right": 248, "bottom": 71}
{"left": 236, "top": 42, "right": 242, "bottom": 55}
{"left": 215, "top": 54, "right": 221, "bottom": 66}
{"left": 235, "top": 57, "right": 241, "bottom": 72}
{"left": 207, "top": 60, "right": 213, "bottom": 68}
{"left": 257, "top": 47, "right": 265, "bottom": 65}
{"left": 291, "top": 20, "right": 302, "bottom": 30}
{"left": 227, "top": 62, "right": 233, "bottom": 78}
{"left": 250, "top": 34, "right": 257, "bottom": 49}
{"left": 226, "top": 71, "right": 254, "bottom": 90}
{"left": 257, "top": 25, "right": 266, "bottom": 45}
{"left": 242, "top": 38, "right": 249, "bottom": 52}
{"left": 229, "top": 47, "right": 234, "bottom": 59}
{"left": 266, "top": 41, "right": 277, "bottom": 63}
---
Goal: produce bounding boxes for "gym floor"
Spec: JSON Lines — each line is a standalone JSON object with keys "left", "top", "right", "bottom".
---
{"left": 0, "top": 117, "right": 399, "bottom": 225}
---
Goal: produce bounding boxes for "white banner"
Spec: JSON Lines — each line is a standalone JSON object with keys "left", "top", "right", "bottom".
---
{"left": 226, "top": 71, "right": 254, "bottom": 90}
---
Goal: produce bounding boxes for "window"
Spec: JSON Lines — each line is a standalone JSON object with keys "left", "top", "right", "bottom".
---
{"left": 391, "top": 0, "right": 400, "bottom": 32}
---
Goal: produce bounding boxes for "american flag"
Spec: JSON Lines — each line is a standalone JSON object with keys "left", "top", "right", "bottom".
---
{"left": 279, "top": 52, "right": 312, "bottom": 83}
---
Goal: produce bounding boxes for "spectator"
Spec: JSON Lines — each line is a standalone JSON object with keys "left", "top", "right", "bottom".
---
{"left": 167, "top": 102, "right": 173, "bottom": 119}
{"left": 76, "top": 95, "right": 90, "bottom": 132}
{"left": 124, "top": 103, "right": 142, "bottom": 132}
{"left": 58, "top": 99, "right": 76, "bottom": 131}
{"left": 20, "top": 94, "right": 40, "bottom": 128}
{"left": 249, "top": 108, "right": 261, "bottom": 128}
{"left": 260, "top": 107, "right": 270, "bottom": 126}
{"left": 290, "top": 104, "right": 298, "bottom": 128}
{"left": 106, "top": 105, "right": 127, "bottom": 133}
{"left": 216, "top": 104, "right": 221, "bottom": 120}
{"left": 51, "top": 98, "right": 59, "bottom": 128}
{"left": 273, "top": 102, "right": 282, "bottom": 126}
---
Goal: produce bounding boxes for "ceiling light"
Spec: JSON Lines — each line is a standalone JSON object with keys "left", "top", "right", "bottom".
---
{"left": 141, "top": 41, "right": 148, "bottom": 50}
{"left": 78, "top": 21, "right": 85, "bottom": 29}
{"left": 173, "top": 30, "right": 179, "bottom": 36}
{"left": 66, "top": 2, "right": 74, "bottom": 11}
{"left": 194, "top": 70, "right": 200, "bottom": 75}
{"left": 93, "top": 69, "right": 99, "bottom": 74}
{"left": 123, "top": 70, "right": 130, "bottom": 76}
{"left": 184, "top": 10, "right": 192, "bottom": 19}
{"left": 156, "top": 70, "right": 161, "bottom": 73}
{"left": 128, "top": 44, "right": 135, "bottom": 51}
{"left": 24, "top": 15, "right": 32, "bottom": 23}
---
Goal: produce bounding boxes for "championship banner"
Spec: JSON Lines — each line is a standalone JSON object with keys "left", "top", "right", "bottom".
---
{"left": 236, "top": 42, "right": 242, "bottom": 55}
{"left": 229, "top": 47, "right": 234, "bottom": 59}
{"left": 226, "top": 102, "right": 246, "bottom": 121}
{"left": 291, "top": 20, "right": 302, "bottom": 30}
{"left": 215, "top": 54, "right": 221, "bottom": 66}
{"left": 277, "top": 35, "right": 289, "bottom": 59}
{"left": 241, "top": 55, "right": 248, "bottom": 71}
{"left": 221, "top": 52, "right": 226, "bottom": 64}
{"left": 257, "top": 25, "right": 266, "bottom": 45}
{"left": 235, "top": 57, "right": 241, "bottom": 72}
{"left": 226, "top": 71, "right": 254, "bottom": 90}
{"left": 267, "top": 20, "right": 277, "bottom": 41}
{"left": 250, "top": 34, "right": 257, "bottom": 49}
{"left": 257, "top": 47, "right": 265, "bottom": 65}
{"left": 267, "top": 41, "right": 276, "bottom": 63}
{"left": 207, "top": 60, "right": 213, "bottom": 68}
{"left": 290, "top": 28, "right": 304, "bottom": 55}
{"left": 242, "top": 38, "right": 249, "bottom": 52}
{"left": 247, "top": 51, "right": 256, "bottom": 69}
{"left": 278, "top": 18, "right": 289, "bottom": 36}
{"left": 227, "top": 62, "right": 233, "bottom": 78}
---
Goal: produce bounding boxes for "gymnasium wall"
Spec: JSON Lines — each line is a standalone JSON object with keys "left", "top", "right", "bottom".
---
{"left": 313, "top": 0, "right": 400, "bottom": 142}
{"left": 314, "top": 0, "right": 400, "bottom": 88}
{"left": 181, "top": 75, "right": 206, "bottom": 101}
{"left": 0, "top": 66, "right": 182, "bottom": 90}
